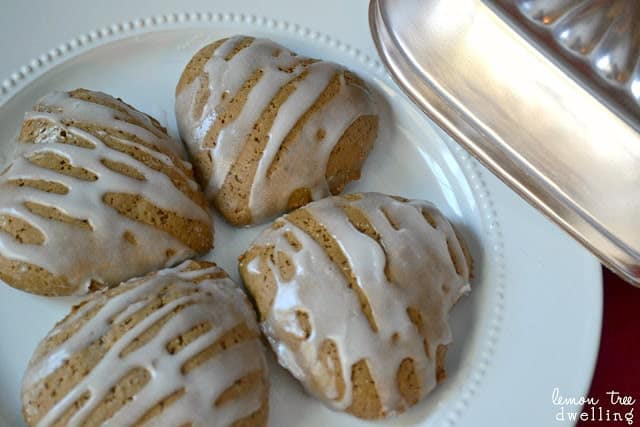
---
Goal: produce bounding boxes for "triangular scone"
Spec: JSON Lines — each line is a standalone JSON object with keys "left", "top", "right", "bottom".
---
{"left": 176, "top": 35, "right": 378, "bottom": 226}
{"left": 22, "top": 260, "right": 269, "bottom": 427}
{"left": 0, "top": 89, "right": 213, "bottom": 296}
{"left": 239, "top": 193, "right": 472, "bottom": 419}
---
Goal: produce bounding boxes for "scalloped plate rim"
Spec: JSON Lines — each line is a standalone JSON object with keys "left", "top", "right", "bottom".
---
{"left": 0, "top": 5, "right": 601, "bottom": 427}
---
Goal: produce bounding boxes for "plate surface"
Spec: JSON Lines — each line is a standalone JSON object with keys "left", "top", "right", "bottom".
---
{"left": 0, "top": 2, "right": 602, "bottom": 427}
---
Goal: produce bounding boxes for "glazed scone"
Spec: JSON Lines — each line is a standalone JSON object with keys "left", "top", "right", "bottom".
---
{"left": 175, "top": 35, "right": 378, "bottom": 226}
{"left": 0, "top": 89, "right": 213, "bottom": 296}
{"left": 239, "top": 193, "right": 472, "bottom": 419}
{"left": 22, "top": 260, "right": 269, "bottom": 427}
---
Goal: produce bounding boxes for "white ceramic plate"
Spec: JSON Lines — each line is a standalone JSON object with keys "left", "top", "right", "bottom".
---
{"left": 0, "top": 2, "right": 602, "bottom": 427}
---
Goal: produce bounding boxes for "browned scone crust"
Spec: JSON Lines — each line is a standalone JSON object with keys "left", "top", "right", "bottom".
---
{"left": 21, "top": 260, "right": 269, "bottom": 427}
{"left": 0, "top": 89, "right": 213, "bottom": 296}
{"left": 176, "top": 35, "right": 378, "bottom": 226}
{"left": 239, "top": 193, "right": 472, "bottom": 419}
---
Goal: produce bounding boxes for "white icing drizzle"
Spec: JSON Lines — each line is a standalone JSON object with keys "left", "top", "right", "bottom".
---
{"left": 246, "top": 193, "right": 470, "bottom": 415}
{"left": 0, "top": 91, "right": 212, "bottom": 294}
{"left": 23, "top": 261, "right": 268, "bottom": 427}
{"left": 175, "top": 36, "right": 377, "bottom": 223}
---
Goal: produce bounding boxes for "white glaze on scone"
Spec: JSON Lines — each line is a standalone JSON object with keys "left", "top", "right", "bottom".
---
{"left": 0, "top": 90, "right": 212, "bottom": 295}
{"left": 22, "top": 261, "right": 268, "bottom": 427}
{"left": 242, "top": 193, "right": 471, "bottom": 416}
{"left": 175, "top": 35, "right": 377, "bottom": 223}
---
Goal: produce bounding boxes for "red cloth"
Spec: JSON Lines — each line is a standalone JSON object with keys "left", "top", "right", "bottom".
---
{"left": 577, "top": 268, "right": 640, "bottom": 426}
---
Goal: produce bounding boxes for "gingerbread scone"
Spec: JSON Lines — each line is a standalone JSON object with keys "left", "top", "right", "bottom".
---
{"left": 239, "top": 193, "right": 472, "bottom": 419}
{"left": 176, "top": 35, "right": 378, "bottom": 226}
{"left": 0, "top": 89, "right": 213, "bottom": 296}
{"left": 22, "top": 260, "right": 269, "bottom": 427}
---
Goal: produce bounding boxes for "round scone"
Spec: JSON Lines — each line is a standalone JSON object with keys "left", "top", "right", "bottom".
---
{"left": 0, "top": 89, "right": 213, "bottom": 296}
{"left": 175, "top": 35, "right": 378, "bottom": 226}
{"left": 238, "top": 193, "right": 472, "bottom": 419}
{"left": 22, "top": 260, "right": 269, "bottom": 427}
